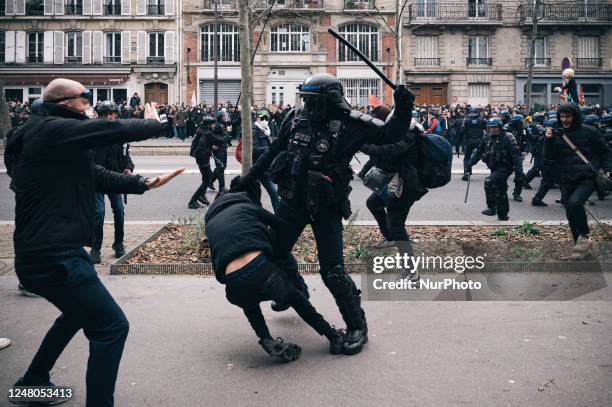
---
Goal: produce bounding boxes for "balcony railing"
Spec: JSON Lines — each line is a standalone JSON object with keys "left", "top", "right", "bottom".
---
{"left": 202, "top": 0, "right": 236, "bottom": 9}
{"left": 147, "top": 56, "right": 165, "bottom": 64}
{"left": 253, "top": 0, "right": 324, "bottom": 10}
{"left": 519, "top": 1, "right": 611, "bottom": 23}
{"left": 65, "top": 4, "right": 82, "bottom": 14}
{"left": 414, "top": 57, "right": 440, "bottom": 66}
{"left": 467, "top": 57, "right": 492, "bottom": 66}
{"left": 576, "top": 57, "right": 603, "bottom": 67}
{"left": 147, "top": 4, "right": 165, "bottom": 14}
{"left": 65, "top": 56, "right": 83, "bottom": 64}
{"left": 344, "top": 0, "right": 373, "bottom": 10}
{"left": 407, "top": 2, "right": 502, "bottom": 23}
{"left": 524, "top": 57, "right": 551, "bottom": 67}
{"left": 27, "top": 55, "right": 44, "bottom": 63}
{"left": 103, "top": 2, "right": 121, "bottom": 14}
{"left": 104, "top": 56, "right": 121, "bottom": 64}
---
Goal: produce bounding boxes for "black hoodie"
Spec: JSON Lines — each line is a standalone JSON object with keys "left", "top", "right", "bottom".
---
{"left": 5, "top": 103, "right": 162, "bottom": 255}
{"left": 204, "top": 191, "right": 287, "bottom": 283}
{"left": 543, "top": 103, "right": 612, "bottom": 182}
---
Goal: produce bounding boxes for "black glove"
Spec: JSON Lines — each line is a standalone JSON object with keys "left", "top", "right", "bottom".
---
{"left": 393, "top": 85, "right": 415, "bottom": 111}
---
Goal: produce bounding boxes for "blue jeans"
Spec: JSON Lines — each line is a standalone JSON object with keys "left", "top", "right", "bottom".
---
{"left": 177, "top": 126, "right": 186, "bottom": 140}
{"left": 93, "top": 193, "right": 124, "bottom": 251}
{"left": 259, "top": 173, "right": 279, "bottom": 211}
{"left": 15, "top": 248, "right": 129, "bottom": 407}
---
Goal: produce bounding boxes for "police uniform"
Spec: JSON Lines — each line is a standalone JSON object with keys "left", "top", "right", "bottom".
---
{"left": 462, "top": 108, "right": 487, "bottom": 179}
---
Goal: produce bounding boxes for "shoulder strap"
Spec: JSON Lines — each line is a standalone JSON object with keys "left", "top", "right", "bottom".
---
{"left": 560, "top": 134, "right": 597, "bottom": 172}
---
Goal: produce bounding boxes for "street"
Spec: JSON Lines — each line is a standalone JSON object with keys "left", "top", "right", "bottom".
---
{"left": 2, "top": 154, "right": 611, "bottom": 223}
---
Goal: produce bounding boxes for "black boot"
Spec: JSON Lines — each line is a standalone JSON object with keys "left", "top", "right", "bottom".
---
{"left": 523, "top": 182, "right": 532, "bottom": 190}
{"left": 531, "top": 199, "right": 547, "bottom": 207}
{"left": 197, "top": 196, "right": 210, "bottom": 206}
{"left": 327, "top": 328, "right": 345, "bottom": 355}
{"left": 498, "top": 214, "right": 510, "bottom": 221}
{"left": 481, "top": 208, "right": 496, "bottom": 216}
{"left": 461, "top": 173, "right": 469, "bottom": 181}
{"left": 342, "top": 313, "right": 368, "bottom": 356}
{"left": 512, "top": 193, "right": 523, "bottom": 202}
{"left": 112, "top": 242, "right": 125, "bottom": 258}
{"left": 259, "top": 337, "right": 301, "bottom": 362}
{"left": 187, "top": 201, "right": 200, "bottom": 209}
{"left": 90, "top": 249, "right": 101, "bottom": 264}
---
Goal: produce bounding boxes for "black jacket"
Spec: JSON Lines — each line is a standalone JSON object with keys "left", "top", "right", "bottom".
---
{"left": 5, "top": 103, "right": 162, "bottom": 255}
{"left": 543, "top": 103, "right": 612, "bottom": 182}
{"left": 204, "top": 192, "right": 287, "bottom": 283}
{"left": 190, "top": 127, "right": 226, "bottom": 161}
{"left": 463, "top": 114, "right": 487, "bottom": 143}
{"left": 468, "top": 131, "right": 523, "bottom": 173}
{"left": 94, "top": 142, "right": 134, "bottom": 173}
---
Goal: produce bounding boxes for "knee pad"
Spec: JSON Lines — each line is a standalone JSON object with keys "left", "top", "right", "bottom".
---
{"left": 484, "top": 176, "right": 496, "bottom": 191}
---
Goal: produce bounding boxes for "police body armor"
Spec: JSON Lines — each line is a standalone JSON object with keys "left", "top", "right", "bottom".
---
{"left": 481, "top": 133, "right": 513, "bottom": 170}
{"left": 269, "top": 109, "right": 352, "bottom": 217}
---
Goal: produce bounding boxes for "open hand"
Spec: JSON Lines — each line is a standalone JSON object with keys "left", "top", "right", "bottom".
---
{"left": 145, "top": 168, "right": 185, "bottom": 189}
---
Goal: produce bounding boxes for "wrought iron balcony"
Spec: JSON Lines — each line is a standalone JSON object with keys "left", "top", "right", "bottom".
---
{"left": 27, "top": 55, "right": 44, "bottom": 63}
{"left": 103, "top": 2, "right": 121, "bottom": 14}
{"left": 65, "top": 56, "right": 83, "bottom": 64}
{"left": 467, "top": 57, "right": 492, "bottom": 66}
{"left": 147, "top": 56, "right": 165, "bottom": 64}
{"left": 414, "top": 57, "right": 440, "bottom": 66}
{"left": 202, "top": 0, "right": 237, "bottom": 9}
{"left": 524, "top": 57, "right": 551, "bottom": 67}
{"left": 147, "top": 3, "right": 165, "bottom": 14}
{"left": 576, "top": 58, "right": 603, "bottom": 67}
{"left": 104, "top": 56, "right": 121, "bottom": 64}
{"left": 407, "top": 2, "right": 502, "bottom": 24}
{"left": 252, "top": 0, "right": 324, "bottom": 10}
{"left": 65, "top": 4, "right": 82, "bottom": 14}
{"left": 519, "top": 1, "right": 611, "bottom": 23}
{"left": 344, "top": 0, "right": 374, "bottom": 10}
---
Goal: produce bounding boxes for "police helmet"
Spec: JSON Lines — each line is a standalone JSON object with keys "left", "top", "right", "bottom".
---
{"left": 580, "top": 106, "right": 592, "bottom": 117}
{"left": 532, "top": 112, "right": 545, "bottom": 124}
{"left": 201, "top": 116, "right": 216, "bottom": 126}
{"left": 500, "top": 110, "right": 510, "bottom": 118}
{"left": 546, "top": 111, "right": 557, "bottom": 118}
{"left": 468, "top": 107, "right": 481, "bottom": 115}
{"left": 544, "top": 118, "right": 557, "bottom": 128}
{"left": 583, "top": 114, "right": 600, "bottom": 126}
{"left": 486, "top": 117, "right": 503, "bottom": 135}
{"left": 97, "top": 100, "right": 119, "bottom": 115}
{"left": 510, "top": 114, "right": 524, "bottom": 123}
{"left": 216, "top": 111, "right": 230, "bottom": 124}
{"left": 600, "top": 115, "right": 612, "bottom": 127}
{"left": 297, "top": 73, "right": 351, "bottom": 113}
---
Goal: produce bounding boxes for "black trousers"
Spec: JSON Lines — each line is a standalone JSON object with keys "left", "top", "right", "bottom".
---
{"left": 485, "top": 167, "right": 512, "bottom": 217}
{"left": 366, "top": 189, "right": 415, "bottom": 242}
{"left": 210, "top": 147, "right": 227, "bottom": 189}
{"left": 190, "top": 158, "right": 212, "bottom": 204}
{"left": 225, "top": 255, "right": 333, "bottom": 340}
{"left": 561, "top": 178, "right": 596, "bottom": 240}
{"left": 463, "top": 140, "right": 480, "bottom": 173}
{"left": 15, "top": 248, "right": 129, "bottom": 407}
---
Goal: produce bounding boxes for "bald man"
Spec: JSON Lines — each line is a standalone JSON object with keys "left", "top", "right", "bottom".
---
{"left": 4, "top": 78, "right": 183, "bottom": 407}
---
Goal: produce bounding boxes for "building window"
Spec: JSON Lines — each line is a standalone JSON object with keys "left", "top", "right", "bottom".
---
{"left": 415, "top": 35, "right": 439, "bottom": 66}
{"left": 200, "top": 23, "right": 240, "bottom": 62}
{"left": 524, "top": 37, "right": 549, "bottom": 66}
{"left": 416, "top": 0, "right": 436, "bottom": 17}
{"left": 65, "top": 0, "right": 82, "bottom": 15}
{"left": 468, "top": 83, "right": 489, "bottom": 106}
{"left": 0, "top": 32, "right": 5, "bottom": 63}
{"left": 105, "top": 32, "right": 121, "bottom": 64}
{"left": 103, "top": 0, "right": 121, "bottom": 15}
{"left": 467, "top": 36, "right": 491, "bottom": 65}
{"left": 26, "top": 0, "right": 44, "bottom": 15}
{"left": 147, "top": 0, "right": 165, "bottom": 15}
{"left": 65, "top": 32, "right": 83, "bottom": 63}
{"left": 523, "top": 83, "right": 547, "bottom": 105}
{"left": 338, "top": 23, "right": 378, "bottom": 62}
{"left": 468, "top": 0, "right": 486, "bottom": 17}
{"left": 582, "top": 84, "right": 602, "bottom": 105}
{"left": 270, "top": 24, "right": 309, "bottom": 53}
{"left": 577, "top": 36, "right": 601, "bottom": 66}
{"left": 0, "top": 0, "right": 5, "bottom": 16}
{"left": 27, "top": 32, "right": 44, "bottom": 63}
{"left": 28, "top": 87, "right": 42, "bottom": 103}
{"left": 148, "top": 32, "right": 164, "bottom": 63}
{"left": 339, "top": 77, "right": 381, "bottom": 108}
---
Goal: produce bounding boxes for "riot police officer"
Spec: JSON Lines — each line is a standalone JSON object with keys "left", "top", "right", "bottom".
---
{"left": 467, "top": 117, "right": 524, "bottom": 221}
{"left": 239, "top": 73, "right": 415, "bottom": 355}
{"left": 601, "top": 115, "right": 612, "bottom": 147}
{"left": 209, "top": 111, "right": 232, "bottom": 193}
{"left": 461, "top": 107, "right": 487, "bottom": 181}
{"left": 505, "top": 114, "right": 527, "bottom": 201}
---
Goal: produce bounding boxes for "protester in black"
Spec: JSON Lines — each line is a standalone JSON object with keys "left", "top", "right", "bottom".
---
{"left": 4, "top": 78, "right": 183, "bottom": 407}
{"left": 204, "top": 177, "right": 344, "bottom": 361}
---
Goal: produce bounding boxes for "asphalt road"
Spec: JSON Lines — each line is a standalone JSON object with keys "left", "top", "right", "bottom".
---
{"left": 1, "top": 274, "right": 611, "bottom": 407}
{"left": 1, "top": 154, "right": 611, "bottom": 223}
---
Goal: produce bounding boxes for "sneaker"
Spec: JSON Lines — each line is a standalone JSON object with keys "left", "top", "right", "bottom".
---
{"left": 112, "top": 242, "right": 125, "bottom": 258}
{"left": 10, "top": 378, "right": 70, "bottom": 406}
{"left": 0, "top": 338, "right": 11, "bottom": 350}
{"left": 90, "top": 249, "right": 101, "bottom": 264}
{"left": 561, "top": 236, "right": 596, "bottom": 261}
{"left": 18, "top": 284, "right": 39, "bottom": 298}
{"left": 481, "top": 208, "right": 496, "bottom": 216}
{"left": 512, "top": 193, "right": 523, "bottom": 202}
{"left": 187, "top": 202, "right": 200, "bottom": 209}
{"left": 531, "top": 199, "right": 548, "bottom": 207}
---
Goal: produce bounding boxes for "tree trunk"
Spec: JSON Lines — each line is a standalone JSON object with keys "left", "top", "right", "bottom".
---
{"left": 0, "top": 82, "right": 11, "bottom": 142}
{"left": 525, "top": 0, "right": 539, "bottom": 114}
{"left": 213, "top": 0, "right": 218, "bottom": 112}
{"left": 239, "top": 0, "right": 253, "bottom": 173}
{"left": 395, "top": 0, "right": 402, "bottom": 85}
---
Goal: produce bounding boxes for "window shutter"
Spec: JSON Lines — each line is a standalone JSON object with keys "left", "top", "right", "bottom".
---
{"left": 5, "top": 0, "right": 15, "bottom": 15}
{"left": 53, "top": 31, "right": 64, "bottom": 64}
{"left": 43, "top": 31, "right": 54, "bottom": 63}
{"left": 121, "top": 31, "right": 131, "bottom": 63}
{"left": 82, "top": 31, "right": 92, "bottom": 64}
{"left": 165, "top": 0, "right": 173, "bottom": 15}
{"left": 44, "top": 0, "right": 53, "bottom": 15}
{"left": 92, "top": 0, "right": 102, "bottom": 15}
{"left": 136, "top": 0, "right": 145, "bottom": 15}
{"left": 54, "top": 0, "right": 63, "bottom": 14}
{"left": 164, "top": 31, "right": 175, "bottom": 64}
{"left": 5, "top": 31, "right": 15, "bottom": 63}
{"left": 121, "top": 0, "right": 131, "bottom": 15}
{"left": 14, "top": 0, "right": 25, "bottom": 15}
{"left": 92, "top": 31, "right": 103, "bottom": 63}
{"left": 416, "top": 36, "right": 437, "bottom": 58}
{"left": 82, "top": 0, "right": 92, "bottom": 14}
{"left": 137, "top": 31, "right": 146, "bottom": 63}
{"left": 15, "top": 31, "right": 26, "bottom": 63}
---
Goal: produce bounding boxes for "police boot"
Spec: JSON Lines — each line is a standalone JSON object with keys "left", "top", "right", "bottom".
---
{"left": 327, "top": 328, "right": 345, "bottom": 355}
{"left": 481, "top": 208, "right": 496, "bottom": 216}
{"left": 497, "top": 191, "right": 510, "bottom": 221}
{"left": 484, "top": 176, "right": 497, "bottom": 211}
{"left": 112, "top": 242, "right": 125, "bottom": 258}
{"left": 531, "top": 199, "right": 547, "bottom": 207}
{"left": 461, "top": 173, "right": 469, "bottom": 181}
{"left": 259, "top": 337, "right": 301, "bottom": 362}
{"left": 512, "top": 193, "right": 523, "bottom": 202}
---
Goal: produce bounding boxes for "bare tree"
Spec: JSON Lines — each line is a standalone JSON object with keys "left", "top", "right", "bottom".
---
{"left": 239, "top": 0, "right": 253, "bottom": 173}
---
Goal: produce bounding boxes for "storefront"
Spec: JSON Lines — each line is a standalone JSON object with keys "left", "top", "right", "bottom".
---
{"left": 515, "top": 73, "right": 612, "bottom": 106}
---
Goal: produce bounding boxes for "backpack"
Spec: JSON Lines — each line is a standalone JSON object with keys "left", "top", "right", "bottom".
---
{"left": 434, "top": 119, "right": 441, "bottom": 134}
{"left": 417, "top": 133, "right": 452, "bottom": 188}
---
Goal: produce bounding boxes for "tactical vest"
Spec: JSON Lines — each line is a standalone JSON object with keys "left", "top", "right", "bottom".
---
{"left": 481, "top": 134, "right": 512, "bottom": 169}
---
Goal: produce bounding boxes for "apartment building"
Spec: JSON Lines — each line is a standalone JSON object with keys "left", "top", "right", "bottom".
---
{"left": 0, "top": 0, "right": 179, "bottom": 104}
